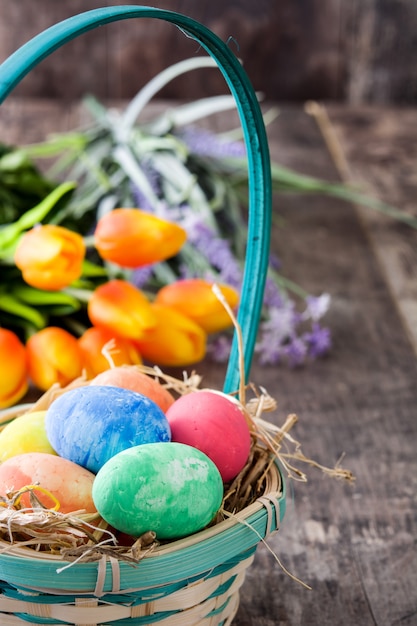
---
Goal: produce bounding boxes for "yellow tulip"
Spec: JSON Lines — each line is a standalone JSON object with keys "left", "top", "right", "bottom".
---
{"left": 87, "top": 279, "right": 156, "bottom": 341}
{"left": 155, "top": 278, "right": 239, "bottom": 333}
{"left": 26, "top": 327, "right": 83, "bottom": 391}
{"left": 94, "top": 208, "right": 186, "bottom": 268}
{"left": 0, "top": 328, "right": 28, "bottom": 408}
{"left": 14, "top": 224, "right": 85, "bottom": 291}
{"left": 135, "top": 303, "right": 207, "bottom": 367}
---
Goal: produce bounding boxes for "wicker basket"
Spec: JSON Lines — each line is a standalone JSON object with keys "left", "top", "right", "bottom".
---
{"left": 0, "top": 6, "right": 283, "bottom": 625}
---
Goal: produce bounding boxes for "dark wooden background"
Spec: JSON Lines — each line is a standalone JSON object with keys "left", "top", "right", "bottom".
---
{"left": 0, "top": 0, "right": 416, "bottom": 104}
{"left": 1, "top": 2, "right": 417, "bottom": 624}
{"left": 1, "top": 96, "right": 417, "bottom": 626}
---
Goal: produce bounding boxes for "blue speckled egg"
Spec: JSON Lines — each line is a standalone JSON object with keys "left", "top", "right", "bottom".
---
{"left": 45, "top": 385, "right": 171, "bottom": 474}
{"left": 92, "top": 442, "right": 224, "bottom": 540}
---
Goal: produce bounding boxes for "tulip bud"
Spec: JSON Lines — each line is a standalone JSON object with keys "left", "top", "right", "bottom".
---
{"left": 14, "top": 224, "right": 86, "bottom": 291}
{"left": 87, "top": 279, "right": 156, "bottom": 341}
{"left": 155, "top": 278, "right": 239, "bottom": 333}
{"left": 94, "top": 208, "right": 187, "bottom": 268}
{"left": 0, "top": 328, "right": 28, "bottom": 408}
{"left": 26, "top": 327, "right": 83, "bottom": 391}
{"left": 78, "top": 326, "right": 142, "bottom": 379}
{"left": 135, "top": 303, "right": 206, "bottom": 367}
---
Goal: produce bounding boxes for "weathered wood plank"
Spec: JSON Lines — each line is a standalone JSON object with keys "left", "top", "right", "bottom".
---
{"left": 0, "top": 0, "right": 345, "bottom": 101}
{"left": 0, "top": 100, "right": 416, "bottom": 625}
{"left": 339, "top": 1, "right": 417, "bottom": 104}
{"left": 0, "top": 0, "right": 416, "bottom": 103}
{"left": 325, "top": 105, "right": 417, "bottom": 355}
{"left": 230, "top": 106, "right": 417, "bottom": 625}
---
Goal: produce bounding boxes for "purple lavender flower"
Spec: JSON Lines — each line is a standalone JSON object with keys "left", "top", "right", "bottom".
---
{"left": 269, "top": 253, "right": 282, "bottom": 271}
{"left": 303, "top": 293, "right": 331, "bottom": 321}
{"left": 256, "top": 336, "right": 286, "bottom": 366}
{"left": 263, "top": 275, "right": 286, "bottom": 308}
{"left": 178, "top": 126, "right": 246, "bottom": 159}
{"left": 207, "top": 335, "right": 233, "bottom": 363}
{"left": 131, "top": 265, "right": 154, "bottom": 288}
{"left": 284, "top": 336, "right": 308, "bottom": 367}
{"left": 130, "top": 159, "right": 162, "bottom": 212}
{"left": 255, "top": 302, "right": 299, "bottom": 365}
{"left": 131, "top": 184, "right": 154, "bottom": 212}
{"left": 303, "top": 322, "right": 332, "bottom": 358}
{"left": 187, "top": 221, "right": 243, "bottom": 287}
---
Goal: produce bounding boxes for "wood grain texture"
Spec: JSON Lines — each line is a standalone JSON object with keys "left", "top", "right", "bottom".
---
{"left": 0, "top": 0, "right": 416, "bottom": 103}
{"left": 326, "top": 105, "right": 417, "bottom": 355}
{"left": 340, "top": 0, "right": 417, "bottom": 103}
{"left": 0, "top": 99, "right": 416, "bottom": 624}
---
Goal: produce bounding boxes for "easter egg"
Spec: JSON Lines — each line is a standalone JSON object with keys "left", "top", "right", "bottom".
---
{"left": 0, "top": 452, "right": 96, "bottom": 514}
{"left": 45, "top": 385, "right": 171, "bottom": 474}
{"left": 91, "top": 367, "right": 175, "bottom": 413}
{"left": 92, "top": 442, "right": 223, "bottom": 540}
{"left": 0, "top": 411, "right": 56, "bottom": 462}
{"left": 166, "top": 390, "right": 252, "bottom": 482}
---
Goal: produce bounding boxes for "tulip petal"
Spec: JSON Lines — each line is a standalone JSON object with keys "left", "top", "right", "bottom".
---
{"left": 14, "top": 224, "right": 85, "bottom": 291}
{"left": 87, "top": 279, "right": 156, "bottom": 341}
{"left": 0, "top": 329, "right": 28, "bottom": 409}
{"left": 135, "top": 303, "right": 206, "bottom": 367}
{"left": 26, "top": 327, "right": 83, "bottom": 391}
{"left": 94, "top": 208, "right": 186, "bottom": 268}
{"left": 155, "top": 278, "right": 239, "bottom": 333}
{"left": 78, "top": 326, "right": 142, "bottom": 378}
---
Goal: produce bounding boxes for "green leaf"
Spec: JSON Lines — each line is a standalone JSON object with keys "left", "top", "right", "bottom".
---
{"left": 23, "top": 132, "right": 88, "bottom": 159}
{"left": 10, "top": 284, "right": 80, "bottom": 309}
{"left": 0, "top": 148, "right": 32, "bottom": 172}
{"left": 120, "top": 57, "right": 219, "bottom": 132}
{"left": 0, "top": 292, "right": 46, "bottom": 328}
{"left": 80, "top": 258, "right": 109, "bottom": 278}
{"left": 0, "top": 181, "right": 77, "bottom": 254}
{"left": 146, "top": 95, "right": 240, "bottom": 136}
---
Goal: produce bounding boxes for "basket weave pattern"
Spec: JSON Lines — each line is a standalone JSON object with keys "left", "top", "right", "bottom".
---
{"left": 0, "top": 555, "right": 253, "bottom": 625}
{"left": 0, "top": 461, "right": 283, "bottom": 625}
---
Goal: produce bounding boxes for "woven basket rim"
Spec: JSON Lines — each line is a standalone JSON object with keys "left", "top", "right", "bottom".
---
{"left": 0, "top": 402, "right": 285, "bottom": 595}
{"left": 0, "top": 455, "right": 284, "bottom": 562}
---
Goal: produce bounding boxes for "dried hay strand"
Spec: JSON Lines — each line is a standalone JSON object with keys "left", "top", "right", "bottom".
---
{"left": 0, "top": 369, "right": 352, "bottom": 564}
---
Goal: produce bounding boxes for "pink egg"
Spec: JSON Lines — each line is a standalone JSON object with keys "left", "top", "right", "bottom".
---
{"left": 0, "top": 452, "right": 97, "bottom": 514}
{"left": 165, "top": 390, "right": 252, "bottom": 482}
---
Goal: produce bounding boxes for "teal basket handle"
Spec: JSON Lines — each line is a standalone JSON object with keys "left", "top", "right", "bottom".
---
{"left": 0, "top": 6, "right": 272, "bottom": 395}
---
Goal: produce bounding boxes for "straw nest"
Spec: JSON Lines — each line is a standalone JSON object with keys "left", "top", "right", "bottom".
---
{"left": 0, "top": 362, "right": 354, "bottom": 566}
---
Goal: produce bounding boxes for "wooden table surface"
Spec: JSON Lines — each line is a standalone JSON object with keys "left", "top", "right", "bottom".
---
{"left": 0, "top": 99, "right": 416, "bottom": 626}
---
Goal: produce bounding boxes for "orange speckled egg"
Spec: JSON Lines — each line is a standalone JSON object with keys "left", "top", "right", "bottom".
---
{"left": 90, "top": 366, "right": 175, "bottom": 413}
{"left": 0, "top": 452, "right": 96, "bottom": 514}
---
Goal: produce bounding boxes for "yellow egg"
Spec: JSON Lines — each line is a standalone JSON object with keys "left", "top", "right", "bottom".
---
{"left": 0, "top": 411, "right": 56, "bottom": 463}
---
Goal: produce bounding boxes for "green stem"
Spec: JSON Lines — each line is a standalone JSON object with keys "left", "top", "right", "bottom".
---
{"left": 63, "top": 287, "right": 93, "bottom": 303}
{"left": 83, "top": 235, "right": 96, "bottom": 247}
{"left": 271, "top": 272, "right": 309, "bottom": 299}
{"left": 0, "top": 292, "right": 47, "bottom": 328}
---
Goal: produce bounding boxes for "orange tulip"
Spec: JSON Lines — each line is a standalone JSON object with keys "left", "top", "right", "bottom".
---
{"left": 14, "top": 224, "right": 86, "bottom": 291}
{"left": 0, "top": 328, "right": 28, "bottom": 408}
{"left": 87, "top": 279, "right": 156, "bottom": 341}
{"left": 78, "top": 326, "right": 142, "bottom": 379}
{"left": 155, "top": 278, "right": 239, "bottom": 334}
{"left": 94, "top": 208, "right": 187, "bottom": 268}
{"left": 26, "top": 327, "right": 83, "bottom": 391}
{"left": 135, "top": 303, "right": 206, "bottom": 367}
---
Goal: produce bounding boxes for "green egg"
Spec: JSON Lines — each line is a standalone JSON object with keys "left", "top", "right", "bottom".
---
{"left": 92, "top": 442, "right": 223, "bottom": 540}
